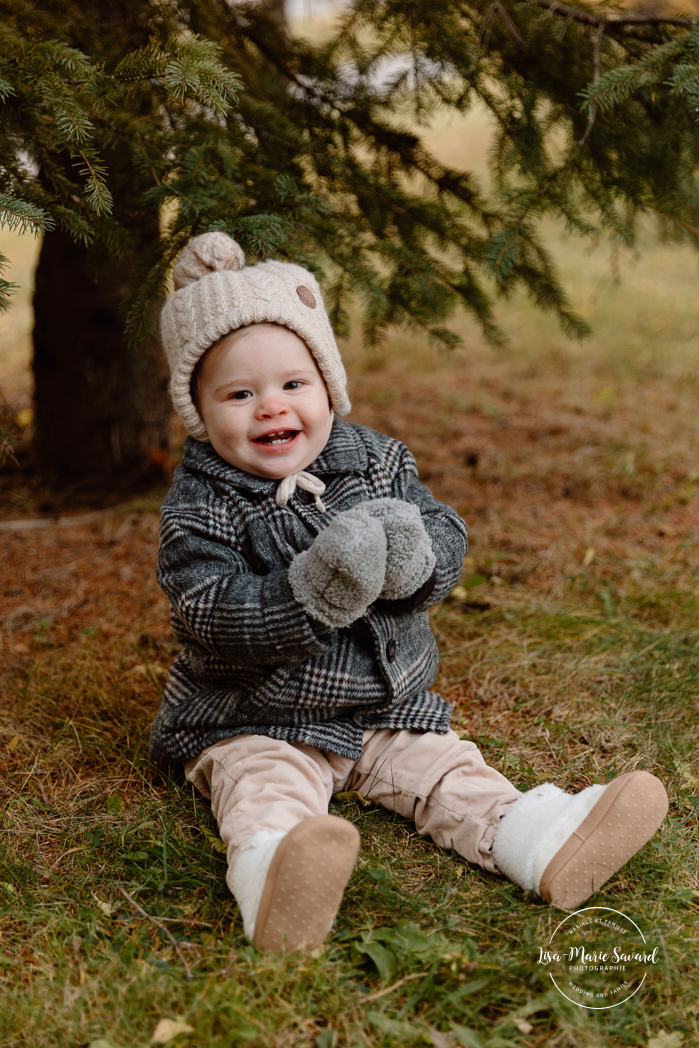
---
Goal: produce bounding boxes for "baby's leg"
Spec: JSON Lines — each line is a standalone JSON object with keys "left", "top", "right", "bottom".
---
{"left": 343, "top": 728, "right": 521, "bottom": 872}
{"left": 185, "top": 734, "right": 359, "bottom": 951}
{"left": 346, "top": 728, "right": 668, "bottom": 909}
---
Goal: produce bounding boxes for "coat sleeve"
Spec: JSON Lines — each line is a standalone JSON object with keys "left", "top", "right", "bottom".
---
{"left": 157, "top": 502, "right": 334, "bottom": 666}
{"left": 388, "top": 443, "right": 468, "bottom": 609}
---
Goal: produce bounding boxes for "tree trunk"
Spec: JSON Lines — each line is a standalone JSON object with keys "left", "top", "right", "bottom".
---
{"left": 32, "top": 229, "right": 170, "bottom": 486}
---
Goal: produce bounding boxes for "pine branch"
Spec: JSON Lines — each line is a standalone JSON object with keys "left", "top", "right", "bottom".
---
{"left": 490, "top": 22, "right": 604, "bottom": 274}
{"left": 0, "top": 193, "right": 54, "bottom": 235}
{"left": 5, "top": 0, "right": 699, "bottom": 358}
{"left": 580, "top": 34, "right": 690, "bottom": 110}
{"left": 519, "top": 0, "right": 693, "bottom": 29}
{"left": 73, "top": 148, "right": 113, "bottom": 214}
{"left": 0, "top": 249, "right": 18, "bottom": 311}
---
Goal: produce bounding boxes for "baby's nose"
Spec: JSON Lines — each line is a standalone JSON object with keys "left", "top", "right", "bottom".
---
{"left": 256, "top": 394, "right": 288, "bottom": 418}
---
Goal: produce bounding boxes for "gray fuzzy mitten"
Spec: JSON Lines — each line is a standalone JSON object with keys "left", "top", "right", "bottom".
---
{"left": 360, "top": 498, "right": 436, "bottom": 600}
{"left": 288, "top": 508, "right": 387, "bottom": 628}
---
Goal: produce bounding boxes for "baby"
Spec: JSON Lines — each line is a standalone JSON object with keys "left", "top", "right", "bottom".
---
{"left": 151, "top": 232, "right": 668, "bottom": 953}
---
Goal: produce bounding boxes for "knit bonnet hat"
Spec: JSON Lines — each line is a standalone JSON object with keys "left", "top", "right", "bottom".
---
{"left": 161, "top": 231, "right": 351, "bottom": 441}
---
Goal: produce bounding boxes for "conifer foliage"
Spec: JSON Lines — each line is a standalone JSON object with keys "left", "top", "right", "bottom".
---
{"left": 1, "top": 0, "right": 699, "bottom": 480}
{"left": 0, "top": 15, "right": 239, "bottom": 310}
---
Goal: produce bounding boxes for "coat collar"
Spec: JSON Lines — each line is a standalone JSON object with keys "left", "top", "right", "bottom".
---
{"left": 181, "top": 417, "right": 368, "bottom": 494}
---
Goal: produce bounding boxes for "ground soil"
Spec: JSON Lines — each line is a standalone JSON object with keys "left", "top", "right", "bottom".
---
{"left": 2, "top": 334, "right": 699, "bottom": 763}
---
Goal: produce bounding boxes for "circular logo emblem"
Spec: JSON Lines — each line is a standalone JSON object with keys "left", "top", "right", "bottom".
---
{"left": 536, "top": 907, "right": 660, "bottom": 1010}
{"left": 296, "top": 285, "right": 316, "bottom": 308}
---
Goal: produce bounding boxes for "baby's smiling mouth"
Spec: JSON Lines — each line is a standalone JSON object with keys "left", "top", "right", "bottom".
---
{"left": 253, "top": 429, "right": 298, "bottom": 446}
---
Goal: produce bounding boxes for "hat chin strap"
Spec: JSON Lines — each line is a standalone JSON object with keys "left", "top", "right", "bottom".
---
{"left": 276, "top": 471, "right": 326, "bottom": 512}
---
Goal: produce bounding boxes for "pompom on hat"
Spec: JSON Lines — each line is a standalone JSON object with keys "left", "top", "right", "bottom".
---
{"left": 161, "top": 231, "right": 351, "bottom": 440}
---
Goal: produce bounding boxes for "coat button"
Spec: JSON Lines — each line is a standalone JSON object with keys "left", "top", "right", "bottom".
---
{"left": 386, "top": 639, "right": 397, "bottom": 662}
{"left": 297, "top": 488, "right": 314, "bottom": 504}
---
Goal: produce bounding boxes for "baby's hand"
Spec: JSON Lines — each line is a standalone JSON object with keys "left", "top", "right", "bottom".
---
{"left": 359, "top": 499, "right": 436, "bottom": 601}
{"left": 288, "top": 507, "right": 387, "bottom": 627}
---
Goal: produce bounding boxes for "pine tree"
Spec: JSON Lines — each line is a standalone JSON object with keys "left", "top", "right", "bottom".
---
{"left": 2, "top": 0, "right": 699, "bottom": 483}
{"left": 1, "top": 2, "right": 242, "bottom": 482}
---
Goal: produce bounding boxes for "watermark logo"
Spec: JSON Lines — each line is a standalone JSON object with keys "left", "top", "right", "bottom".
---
{"left": 535, "top": 906, "right": 660, "bottom": 1010}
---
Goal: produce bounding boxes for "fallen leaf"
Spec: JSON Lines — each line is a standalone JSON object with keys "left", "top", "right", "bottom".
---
{"left": 583, "top": 546, "right": 595, "bottom": 567}
{"left": 106, "top": 793, "right": 124, "bottom": 815}
{"left": 96, "top": 900, "right": 113, "bottom": 916}
{"left": 677, "top": 762, "right": 699, "bottom": 789}
{"left": 15, "top": 408, "right": 33, "bottom": 428}
{"left": 199, "top": 825, "right": 227, "bottom": 854}
{"left": 513, "top": 1017, "right": 534, "bottom": 1034}
{"left": 152, "top": 1018, "right": 195, "bottom": 1044}
{"left": 88, "top": 1040, "right": 117, "bottom": 1048}
{"left": 648, "top": 1034, "right": 684, "bottom": 1048}
{"left": 333, "top": 790, "right": 370, "bottom": 806}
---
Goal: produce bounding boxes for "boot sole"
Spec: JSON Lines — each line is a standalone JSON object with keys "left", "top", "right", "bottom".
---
{"left": 539, "top": 770, "right": 668, "bottom": 911}
{"left": 253, "top": 815, "right": 360, "bottom": 953}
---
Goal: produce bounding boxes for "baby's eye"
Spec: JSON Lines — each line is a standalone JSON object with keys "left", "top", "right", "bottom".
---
{"left": 284, "top": 380, "right": 303, "bottom": 391}
{"left": 230, "top": 390, "right": 253, "bottom": 400}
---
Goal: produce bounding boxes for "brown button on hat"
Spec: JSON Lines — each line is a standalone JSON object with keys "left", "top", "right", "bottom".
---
{"left": 160, "top": 232, "right": 351, "bottom": 440}
{"left": 296, "top": 286, "right": 316, "bottom": 308}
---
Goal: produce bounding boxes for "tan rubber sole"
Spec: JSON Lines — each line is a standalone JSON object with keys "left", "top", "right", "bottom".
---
{"left": 253, "top": 815, "right": 360, "bottom": 953}
{"left": 539, "top": 770, "right": 668, "bottom": 911}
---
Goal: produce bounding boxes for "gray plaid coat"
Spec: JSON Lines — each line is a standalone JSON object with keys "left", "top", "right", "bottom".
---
{"left": 150, "top": 419, "right": 468, "bottom": 764}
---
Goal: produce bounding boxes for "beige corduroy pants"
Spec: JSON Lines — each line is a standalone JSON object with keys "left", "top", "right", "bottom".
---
{"left": 185, "top": 728, "right": 522, "bottom": 891}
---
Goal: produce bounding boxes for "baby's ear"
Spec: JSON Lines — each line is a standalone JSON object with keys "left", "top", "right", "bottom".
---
{"left": 190, "top": 352, "right": 208, "bottom": 413}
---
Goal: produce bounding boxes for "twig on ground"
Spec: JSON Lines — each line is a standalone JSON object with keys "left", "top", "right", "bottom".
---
{"left": 0, "top": 501, "right": 135, "bottom": 532}
{"left": 363, "top": 971, "right": 429, "bottom": 1001}
{"left": 42, "top": 846, "right": 87, "bottom": 881}
{"left": 117, "top": 886, "right": 194, "bottom": 980}
{"left": 146, "top": 914, "right": 214, "bottom": 928}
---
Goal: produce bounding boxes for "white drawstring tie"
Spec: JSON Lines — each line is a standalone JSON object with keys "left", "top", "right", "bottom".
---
{"left": 276, "top": 471, "right": 326, "bottom": 512}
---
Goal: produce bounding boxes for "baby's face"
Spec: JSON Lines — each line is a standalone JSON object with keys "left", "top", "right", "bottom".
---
{"left": 197, "top": 324, "right": 333, "bottom": 479}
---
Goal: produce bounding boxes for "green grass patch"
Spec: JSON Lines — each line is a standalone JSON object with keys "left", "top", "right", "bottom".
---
{"left": 1, "top": 589, "right": 698, "bottom": 1047}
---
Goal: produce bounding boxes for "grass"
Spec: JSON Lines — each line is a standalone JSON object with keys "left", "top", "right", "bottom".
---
{"left": 1, "top": 590, "right": 698, "bottom": 1047}
{"left": 2, "top": 105, "right": 699, "bottom": 1048}
{"left": 2, "top": 327, "right": 699, "bottom": 1046}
